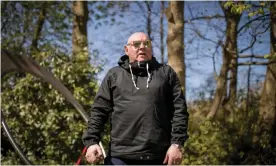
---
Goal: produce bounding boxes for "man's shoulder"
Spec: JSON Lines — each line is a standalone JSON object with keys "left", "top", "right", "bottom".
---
{"left": 160, "top": 63, "right": 172, "bottom": 69}
{"left": 105, "top": 66, "right": 123, "bottom": 81}
{"left": 107, "top": 66, "right": 123, "bottom": 75}
{"left": 155, "top": 63, "right": 173, "bottom": 73}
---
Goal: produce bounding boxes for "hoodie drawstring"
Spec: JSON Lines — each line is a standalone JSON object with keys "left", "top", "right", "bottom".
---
{"left": 146, "top": 63, "right": 151, "bottom": 89}
{"left": 129, "top": 64, "right": 140, "bottom": 90}
{"left": 129, "top": 63, "right": 151, "bottom": 90}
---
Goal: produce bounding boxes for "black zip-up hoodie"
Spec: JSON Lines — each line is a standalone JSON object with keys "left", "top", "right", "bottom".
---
{"left": 82, "top": 55, "right": 189, "bottom": 160}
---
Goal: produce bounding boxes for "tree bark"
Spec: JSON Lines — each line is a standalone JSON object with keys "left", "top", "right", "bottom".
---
{"left": 207, "top": 2, "right": 241, "bottom": 119}
{"left": 145, "top": 2, "right": 152, "bottom": 40}
{"left": 165, "top": 1, "right": 186, "bottom": 94}
{"left": 225, "top": 2, "right": 242, "bottom": 108}
{"left": 258, "top": 1, "right": 276, "bottom": 147}
{"left": 72, "top": 1, "right": 89, "bottom": 62}
{"left": 246, "top": 55, "right": 253, "bottom": 112}
{"left": 31, "top": 2, "right": 47, "bottom": 59}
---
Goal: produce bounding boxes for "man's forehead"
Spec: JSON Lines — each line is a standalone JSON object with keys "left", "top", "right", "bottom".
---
{"left": 127, "top": 32, "right": 148, "bottom": 43}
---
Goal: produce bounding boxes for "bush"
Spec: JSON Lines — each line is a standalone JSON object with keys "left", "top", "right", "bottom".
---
{"left": 1, "top": 51, "right": 100, "bottom": 165}
{"left": 183, "top": 98, "right": 275, "bottom": 165}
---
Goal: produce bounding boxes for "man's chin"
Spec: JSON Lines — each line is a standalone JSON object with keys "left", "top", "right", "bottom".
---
{"left": 137, "top": 56, "right": 150, "bottom": 62}
{"left": 137, "top": 58, "right": 146, "bottom": 62}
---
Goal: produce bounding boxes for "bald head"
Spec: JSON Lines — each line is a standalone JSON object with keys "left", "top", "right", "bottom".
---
{"left": 124, "top": 32, "right": 152, "bottom": 62}
{"left": 127, "top": 32, "right": 149, "bottom": 44}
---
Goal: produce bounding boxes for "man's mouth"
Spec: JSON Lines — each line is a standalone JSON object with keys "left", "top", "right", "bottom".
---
{"left": 138, "top": 53, "right": 146, "bottom": 56}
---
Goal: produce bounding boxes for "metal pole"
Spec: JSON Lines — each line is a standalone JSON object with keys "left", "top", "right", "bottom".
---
{"left": 1, "top": 113, "right": 33, "bottom": 165}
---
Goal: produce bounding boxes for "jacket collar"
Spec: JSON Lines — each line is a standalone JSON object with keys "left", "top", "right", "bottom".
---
{"left": 118, "top": 55, "right": 159, "bottom": 72}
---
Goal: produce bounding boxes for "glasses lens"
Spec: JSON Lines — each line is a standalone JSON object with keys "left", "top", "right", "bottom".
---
{"left": 144, "top": 40, "right": 151, "bottom": 48}
{"left": 131, "top": 40, "right": 151, "bottom": 48}
{"left": 133, "top": 41, "right": 142, "bottom": 48}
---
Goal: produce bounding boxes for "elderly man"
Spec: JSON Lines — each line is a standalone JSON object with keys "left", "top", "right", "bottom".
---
{"left": 82, "top": 32, "right": 189, "bottom": 165}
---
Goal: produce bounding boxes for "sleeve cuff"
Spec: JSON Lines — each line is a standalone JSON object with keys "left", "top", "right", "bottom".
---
{"left": 84, "top": 140, "right": 99, "bottom": 148}
{"left": 171, "top": 135, "right": 189, "bottom": 146}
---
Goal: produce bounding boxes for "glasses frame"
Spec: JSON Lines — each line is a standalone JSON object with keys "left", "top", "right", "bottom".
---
{"left": 126, "top": 40, "right": 152, "bottom": 49}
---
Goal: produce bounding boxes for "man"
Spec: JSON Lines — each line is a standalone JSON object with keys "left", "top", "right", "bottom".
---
{"left": 82, "top": 32, "right": 189, "bottom": 165}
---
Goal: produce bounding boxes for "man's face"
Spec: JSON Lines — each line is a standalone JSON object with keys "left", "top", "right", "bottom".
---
{"left": 124, "top": 33, "right": 152, "bottom": 62}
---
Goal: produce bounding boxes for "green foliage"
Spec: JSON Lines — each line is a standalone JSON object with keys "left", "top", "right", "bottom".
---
{"left": 90, "top": 1, "right": 130, "bottom": 29}
{"left": 1, "top": 2, "right": 72, "bottom": 53}
{"left": 183, "top": 119, "right": 233, "bottom": 164}
{"left": 224, "top": 1, "right": 252, "bottom": 15}
{"left": 264, "top": 53, "right": 276, "bottom": 60}
{"left": 0, "top": 1, "right": 116, "bottom": 164}
{"left": 223, "top": 1, "right": 270, "bottom": 17}
{"left": 1, "top": 51, "right": 101, "bottom": 165}
{"left": 183, "top": 89, "right": 275, "bottom": 164}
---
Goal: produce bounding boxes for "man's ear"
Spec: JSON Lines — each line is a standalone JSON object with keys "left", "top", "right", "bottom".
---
{"left": 124, "top": 46, "right": 128, "bottom": 55}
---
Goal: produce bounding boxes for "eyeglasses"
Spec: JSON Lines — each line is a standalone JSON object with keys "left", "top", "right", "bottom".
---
{"left": 127, "top": 40, "right": 152, "bottom": 49}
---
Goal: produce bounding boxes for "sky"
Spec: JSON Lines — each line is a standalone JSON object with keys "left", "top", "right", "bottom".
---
{"left": 87, "top": 1, "right": 270, "bottom": 101}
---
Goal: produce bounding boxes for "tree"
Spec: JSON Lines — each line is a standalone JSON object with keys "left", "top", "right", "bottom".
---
{"left": 31, "top": 2, "right": 47, "bottom": 58}
{"left": 72, "top": 1, "right": 89, "bottom": 62}
{"left": 1, "top": 2, "right": 100, "bottom": 164}
{"left": 207, "top": 1, "right": 242, "bottom": 119}
{"left": 225, "top": 2, "right": 243, "bottom": 108}
{"left": 165, "top": 1, "right": 186, "bottom": 93}
{"left": 258, "top": 1, "right": 276, "bottom": 148}
{"left": 145, "top": 1, "right": 153, "bottom": 40}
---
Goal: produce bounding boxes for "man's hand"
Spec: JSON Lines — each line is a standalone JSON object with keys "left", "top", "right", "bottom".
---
{"left": 163, "top": 144, "right": 183, "bottom": 165}
{"left": 85, "top": 144, "right": 103, "bottom": 164}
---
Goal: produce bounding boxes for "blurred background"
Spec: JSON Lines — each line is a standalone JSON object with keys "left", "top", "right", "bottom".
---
{"left": 1, "top": 1, "right": 275, "bottom": 165}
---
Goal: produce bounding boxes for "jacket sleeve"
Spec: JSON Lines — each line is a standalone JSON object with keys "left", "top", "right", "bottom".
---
{"left": 82, "top": 70, "right": 114, "bottom": 148}
{"left": 168, "top": 67, "right": 189, "bottom": 146}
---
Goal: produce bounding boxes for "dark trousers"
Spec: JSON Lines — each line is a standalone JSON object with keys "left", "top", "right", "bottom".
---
{"left": 104, "top": 156, "right": 164, "bottom": 165}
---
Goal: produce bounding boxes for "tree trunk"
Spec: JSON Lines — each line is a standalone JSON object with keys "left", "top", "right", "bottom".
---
{"left": 207, "top": 2, "right": 241, "bottom": 119}
{"left": 145, "top": 2, "right": 153, "bottom": 55}
{"left": 72, "top": 1, "right": 89, "bottom": 62}
{"left": 160, "top": 1, "right": 164, "bottom": 64}
{"left": 226, "top": 2, "right": 242, "bottom": 107}
{"left": 246, "top": 58, "right": 252, "bottom": 112}
{"left": 258, "top": 1, "right": 276, "bottom": 146}
{"left": 145, "top": 1, "right": 152, "bottom": 40}
{"left": 165, "top": 1, "right": 186, "bottom": 94}
{"left": 31, "top": 2, "right": 47, "bottom": 60}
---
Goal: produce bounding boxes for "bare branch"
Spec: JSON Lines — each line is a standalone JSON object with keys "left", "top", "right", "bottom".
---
{"left": 191, "top": 27, "right": 224, "bottom": 47}
{"left": 238, "top": 55, "right": 265, "bottom": 59}
{"left": 185, "top": 14, "right": 224, "bottom": 23}
{"left": 239, "top": 21, "right": 270, "bottom": 53}
{"left": 187, "top": 4, "right": 195, "bottom": 19}
{"left": 238, "top": 61, "right": 274, "bottom": 66}
{"left": 239, "top": 31, "right": 257, "bottom": 53}
{"left": 238, "top": 14, "right": 270, "bottom": 34}
{"left": 186, "top": 4, "right": 225, "bottom": 49}
{"left": 135, "top": 2, "right": 147, "bottom": 19}
{"left": 211, "top": 23, "right": 225, "bottom": 34}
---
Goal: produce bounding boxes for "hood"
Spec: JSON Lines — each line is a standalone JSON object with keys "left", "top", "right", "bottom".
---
{"left": 118, "top": 55, "right": 160, "bottom": 90}
{"left": 118, "top": 55, "right": 159, "bottom": 71}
